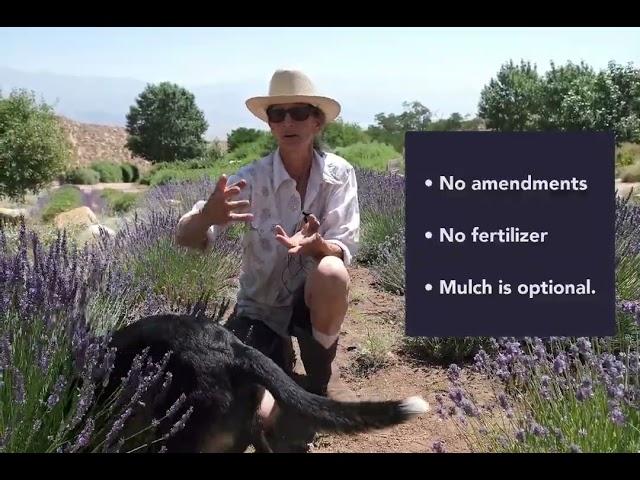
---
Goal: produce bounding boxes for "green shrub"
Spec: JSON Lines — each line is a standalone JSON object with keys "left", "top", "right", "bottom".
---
{"left": 617, "top": 151, "right": 636, "bottom": 170}
{"left": 620, "top": 163, "right": 640, "bottom": 182}
{"left": 227, "top": 127, "right": 265, "bottom": 152}
{"left": 147, "top": 169, "right": 206, "bottom": 186}
{"left": 65, "top": 168, "right": 100, "bottom": 185}
{"left": 334, "top": 142, "right": 400, "bottom": 171}
{"left": 224, "top": 134, "right": 277, "bottom": 167}
{"left": 100, "top": 189, "right": 139, "bottom": 214}
{"left": 120, "top": 164, "right": 138, "bottom": 183}
{"left": 41, "top": 186, "right": 84, "bottom": 222}
{"left": 90, "top": 161, "right": 123, "bottom": 183}
{"left": 322, "top": 118, "right": 370, "bottom": 149}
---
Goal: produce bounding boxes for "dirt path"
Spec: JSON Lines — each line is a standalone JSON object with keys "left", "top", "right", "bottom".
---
{"left": 287, "top": 265, "right": 497, "bottom": 453}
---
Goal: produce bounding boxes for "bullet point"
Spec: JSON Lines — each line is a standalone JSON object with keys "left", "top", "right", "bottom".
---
{"left": 425, "top": 179, "right": 433, "bottom": 187}
{"left": 425, "top": 231, "right": 432, "bottom": 239}
{"left": 425, "top": 283, "right": 433, "bottom": 291}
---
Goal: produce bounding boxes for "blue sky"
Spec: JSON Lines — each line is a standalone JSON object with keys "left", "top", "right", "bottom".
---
{"left": 1, "top": 27, "right": 639, "bottom": 133}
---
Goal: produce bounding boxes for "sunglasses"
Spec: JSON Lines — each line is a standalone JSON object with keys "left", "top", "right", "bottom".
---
{"left": 266, "top": 105, "right": 318, "bottom": 123}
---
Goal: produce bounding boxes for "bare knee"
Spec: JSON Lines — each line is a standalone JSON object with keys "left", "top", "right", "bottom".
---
{"left": 314, "top": 256, "right": 350, "bottom": 288}
{"left": 305, "top": 256, "right": 350, "bottom": 310}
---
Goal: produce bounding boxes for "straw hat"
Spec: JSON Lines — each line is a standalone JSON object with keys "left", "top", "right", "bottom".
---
{"left": 246, "top": 69, "right": 341, "bottom": 123}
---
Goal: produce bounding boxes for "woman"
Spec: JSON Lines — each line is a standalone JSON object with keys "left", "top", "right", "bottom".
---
{"left": 176, "top": 69, "right": 360, "bottom": 431}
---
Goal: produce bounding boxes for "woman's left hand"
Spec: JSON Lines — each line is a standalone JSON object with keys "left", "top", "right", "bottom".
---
{"left": 274, "top": 214, "right": 327, "bottom": 259}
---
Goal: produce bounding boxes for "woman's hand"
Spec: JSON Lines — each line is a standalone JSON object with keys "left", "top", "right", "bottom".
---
{"left": 201, "top": 175, "right": 253, "bottom": 226}
{"left": 274, "top": 214, "right": 327, "bottom": 259}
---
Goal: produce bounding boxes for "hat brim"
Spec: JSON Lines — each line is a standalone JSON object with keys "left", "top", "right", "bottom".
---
{"left": 246, "top": 95, "right": 341, "bottom": 123}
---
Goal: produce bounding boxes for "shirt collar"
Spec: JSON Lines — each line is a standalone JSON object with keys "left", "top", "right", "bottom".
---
{"left": 272, "top": 147, "right": 341, "bottom": 192}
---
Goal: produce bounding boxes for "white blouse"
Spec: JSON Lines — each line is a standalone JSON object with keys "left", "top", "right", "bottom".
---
{"left": 178, "top": 148, "right": 360, "bottom": 337}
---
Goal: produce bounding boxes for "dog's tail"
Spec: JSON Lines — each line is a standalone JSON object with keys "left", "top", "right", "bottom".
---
{"left": 232, "top": 344, "right": 428, "bottom": 433}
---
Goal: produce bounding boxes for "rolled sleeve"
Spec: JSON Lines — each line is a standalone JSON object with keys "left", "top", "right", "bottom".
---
{"left": 319, "top": 166, "right": 360, "bottom": 267}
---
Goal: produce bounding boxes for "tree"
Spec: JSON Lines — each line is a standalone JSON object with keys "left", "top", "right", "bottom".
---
{"left": 538, "top": 61, "right": 598, "bottom": 131}
{"left": 226, "top": 127, "right": 264, "bottom": 152}
{"left": 478, "top": 60, "right": 543, "bottom": 131}
{"left": 0, "top": 89, "right": 70, "bottom": 200}
{"left": 592, "top": 61, "right": 640, "bottom": 144}
{"left": 126, "top": 82, "right": 208, "bottom": 163}
{"left": 479, "top": 59, "right": 640, "bottom": 144}
{"left": 322, "top": 118, "right": 370, "bottom": 148}
{"left": 367, "top": 101, "right": 432, "bottom": 151}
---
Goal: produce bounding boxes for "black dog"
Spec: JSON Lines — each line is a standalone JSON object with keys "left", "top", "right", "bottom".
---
{"left": 97, "top": 312, "right": 429, "bottom": 453}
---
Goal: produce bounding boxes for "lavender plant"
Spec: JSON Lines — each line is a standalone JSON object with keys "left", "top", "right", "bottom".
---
{"left": 0, "top": 219, "right": 210, "bottom": 452}
{"left": 370, "top": 227, "right": 405, "bottom": 295}
{"left": 106, "top": 208, "right": 242, "bottom": 311}
{"left": 354, "top": 168, "right": 405, "bottom": 265}
{"left": 434, "top": 336, "right": 640, "bottom": 453}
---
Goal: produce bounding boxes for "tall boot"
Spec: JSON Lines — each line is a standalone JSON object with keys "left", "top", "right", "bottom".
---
{"left": 295, "top": 328, "right": 357, "bottom": 401}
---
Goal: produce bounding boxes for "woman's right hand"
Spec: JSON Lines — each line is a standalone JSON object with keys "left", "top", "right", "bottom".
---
{"left": 201, "top": 175, "right": 253, "bottom": 226}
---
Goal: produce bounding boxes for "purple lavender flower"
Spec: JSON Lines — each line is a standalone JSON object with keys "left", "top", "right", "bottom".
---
{"left": 460, "top": 399, "right": 479, "bottom": 417}
{"left": 70, "top": 382, "right": 95, "bottom": 429}
{"left": 434, "top": 394, "right": 447, "bottom": 420}
{"left": 569, "top": 444, "right": 582, "bottom": 453}
{"left": 496, "top": 368, "right": 511, "bottom": 382}
{"left": 448, "top": 387, "right": 465, "bottom": 406}
{"left": 70, "top": 418, "right": 94, "bottom": 453}
{"left": 576, "top": 378, "right": 594, "bottom": 402}
{"left": 496, "top": 353, "right": 509, "bottom": 368}
{"left": 104, "top": 408, "right": 133, "bottom": 449}
{"left": 532, "top": 423, "right": 548, "bottom": 437}
{"left": 576, "top": 338, "right": 592, "bottom": 354}
{"left": 447, "top": 364, "right": 461, "bottom": 383}
{"left": 540, "top": 375, "right": 550, "bottom": 388}
{"left": 515, "top": 429, "right": 525, "bottom": 442}
{"left": 609, "top": 407, "right": 625, "bottom": 426}
{"left": 13, "top": 368, "right": 25, "bottom": 405}
{"left": 473, "top": 350, "right": 489, "bottom": 372}
{"left": 432, "top": 440, "right": 446, "bottom": 453}
{"left": 553, "top": 354, "right": 567, "bottom": 375}
{"left": 539, "top": 386, "right": 551, "bottom": 400}
{"left": 505, "top": 341, "right": 522, "bottom": 357}
{"left": 47, "top": 376, "right": 66, "bottom": 409}
{"left": 607, "top": 383, "right": 625, "bottom": 401}
{"left": 623, "top": 385, "right": 639, "bottom": 407}
{"left": 166, "top": 393, "right": 187, "bottom": 419}
{"left": 168, "top": 406, "right": 194, "bottom": 437}
{"left": 0, "top": 336, "right": 11, "bottom": 369}
{"left": 498, "top": 393, "right": 510, "bottom": 410}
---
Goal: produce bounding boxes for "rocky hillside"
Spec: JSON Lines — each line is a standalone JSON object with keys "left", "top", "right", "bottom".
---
{"left": 56, "top": 116, "right": 152, "bottom": 172}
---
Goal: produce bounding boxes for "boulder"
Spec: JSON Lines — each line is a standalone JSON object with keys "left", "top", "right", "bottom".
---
{"left": 53, "top": 206, "right": 98, "bottom": 229}
{"left": 0, "top": 208, "right": 28, "bottom": 225}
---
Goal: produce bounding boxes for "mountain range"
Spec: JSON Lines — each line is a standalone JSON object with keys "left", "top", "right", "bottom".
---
{"left": 0, "top": 66, "right": 412, "bottom": 141}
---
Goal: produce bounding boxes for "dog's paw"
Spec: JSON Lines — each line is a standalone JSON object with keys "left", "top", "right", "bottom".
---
{"left": 399, "top": 396, "right": 430, "bottom": 416}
